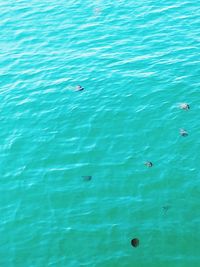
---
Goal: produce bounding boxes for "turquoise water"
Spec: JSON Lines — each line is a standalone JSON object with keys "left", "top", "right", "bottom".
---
{"left": 0, "top": 0, "right": 200, "bottom": 266}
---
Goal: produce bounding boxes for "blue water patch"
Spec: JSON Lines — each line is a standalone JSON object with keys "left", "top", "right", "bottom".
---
{"left": 0, "top": 0, "right": 200, "bottom": 266}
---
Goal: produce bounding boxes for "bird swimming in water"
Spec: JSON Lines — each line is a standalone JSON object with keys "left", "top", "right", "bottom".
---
{"left": 145, "top": 161, "right": 153, "bottom": 167}
{"left": 179, "top": 103, "right": 190, "bottom": 110}
{"left": 180, "top": 128, "right": 188, "bottom": 136}
{"left": 76, "top": 85, "right": 84, "bottom": 91}
{"left": 162, "top": 205, "right": 171, "bottom": 214}
{"left": 131, "top": 238, "right": 139, "bottom": 247}
{"left": 82, "top": 176, "right": 92, "bottom": 181}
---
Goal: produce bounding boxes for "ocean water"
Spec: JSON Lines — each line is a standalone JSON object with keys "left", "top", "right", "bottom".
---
{"left": 0, "top": 0, "right": 200, "bottom": 266}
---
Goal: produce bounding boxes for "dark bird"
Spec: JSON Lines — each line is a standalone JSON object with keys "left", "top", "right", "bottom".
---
{"left": 131, "top": 238, "right": 139, "bottom": 248}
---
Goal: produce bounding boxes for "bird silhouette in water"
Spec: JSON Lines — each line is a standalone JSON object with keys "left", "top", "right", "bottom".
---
{"left": 131, "top": 238, "right": 139, "bottom": 248}
{"left": 76, "top": 85, "right": 84, "bottom": 91}
{"left": 82, "top": 176, "right": 92, "bottom": 181}
{"left": 180, "top": 129, "right": 188, "bottom": 136}
{"left": 162, "top": 205, "right": 171, "bottom": 215}
{"left": 145, "top": 161, "right": 153, "bottom": 167}
{"left": 179, "top": 103, "right": 190, "bottom": 110}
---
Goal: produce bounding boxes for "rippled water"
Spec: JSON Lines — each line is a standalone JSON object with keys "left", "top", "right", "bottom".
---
{"left": 0, "top": 0, "right": 200, "bottom": 266}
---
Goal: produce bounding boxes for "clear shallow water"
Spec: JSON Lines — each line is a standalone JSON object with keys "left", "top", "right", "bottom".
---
{"left": 0, "top": 0, "right": 200, "bottom": 266}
